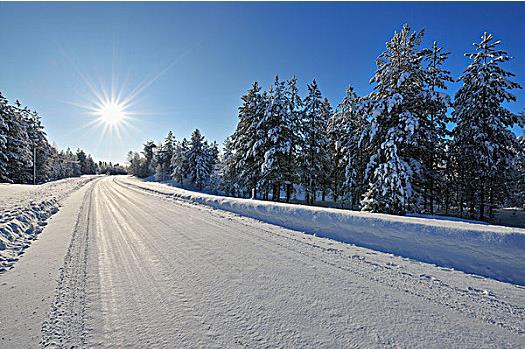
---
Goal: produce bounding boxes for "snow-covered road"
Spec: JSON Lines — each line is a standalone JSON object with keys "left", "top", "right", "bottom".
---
{"left": 2, "top": 176, "right": 525, "bottom": 347}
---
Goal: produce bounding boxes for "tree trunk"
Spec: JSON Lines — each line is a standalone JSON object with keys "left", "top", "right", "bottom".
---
{"left": 285, "top": 183, "right": 292, "bottom": 203}
{"left": 429, "top": 176, "right": 434, "bottom": 215}
{"left": 272, "top": 182, "right": 280, "bottom": 202}
{"left": 469, "top": 189, "right": 476, "bottom": 219}
{"left": 479, "top": 181, "right": 485, "bottom": 221}
{"left": 444, "top": 186, "right": 449, "bottom": 215}
{"left": 333, "top": 174, "right": 338, "bottom": 203}
{"left": 488, "top": 186, "right": 494, "bottom": 220}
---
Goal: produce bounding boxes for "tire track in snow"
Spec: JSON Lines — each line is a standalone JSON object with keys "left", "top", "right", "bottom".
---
{"left": 88, "top": 178, "right": 224, "bottom": 348}
{"left": 39, "top": 178, "right": 99, "bottom": 348}
{"left": 105, "top": 178, "right": 278, "bottom": 347}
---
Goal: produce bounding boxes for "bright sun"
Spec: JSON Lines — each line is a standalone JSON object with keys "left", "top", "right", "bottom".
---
{"left": 97, "top": 101, "right": 126, "bottom": 126}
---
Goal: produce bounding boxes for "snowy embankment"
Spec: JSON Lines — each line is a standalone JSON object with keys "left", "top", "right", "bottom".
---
{"left": 0, "top": 176, "right": 99, "bottom": 272}
{"left": 121, "top": 176, "right": 525, "bottom": 286}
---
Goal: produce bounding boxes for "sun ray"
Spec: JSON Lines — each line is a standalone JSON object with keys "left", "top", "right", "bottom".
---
{"left": 62, "top": 41, "right": 200, "bottom": 147}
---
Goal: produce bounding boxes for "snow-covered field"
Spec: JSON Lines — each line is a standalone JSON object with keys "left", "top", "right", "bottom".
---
{"left": 0, "top": 176, "right": 99, "bottom": 272}
{"left": 123, "top": 177, "right": 525, "bottom": 286}
{"left": 1, "top": 175, "right": 524, "bottom": 347}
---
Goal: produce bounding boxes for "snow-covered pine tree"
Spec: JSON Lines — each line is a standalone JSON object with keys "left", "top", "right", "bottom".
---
{"left": 220, "top": 136, "right": 239, "bottom": 196}
{"left": 208, "top": 141, "right": 219, "bottom": 171}
{"left": 5, "top": 101, "right": 32, "bottom": 183}
{"left": 505, "top": 134, "right": 525, "bottom": 208}
{"left": 76, "top": 149, "right": 88, "bottom": 174}
{"left": 231, "top": 81, "right": 265, "bottom": 198}
{"left": 300, "top": 79, "right": 330, "bottom": 205}
{"left": 259, "top": 76, "right": 297, "bottom": 201}
{"left": 164, "top": 131, "right": 176, "bottom": 174}
{"left": 142, "top": 140, "right": 157, "bottom": 177}
{"left": 206, "top": 141, "right": 221, "bottom": 192}
{"left": 0, "top": 92, "right": 10, "bottom": 182}
{"left": 319, "top": 97, "right": 333, "bottom": 201}
{"left": 283, "top": 75, "right": 304, "bottom": 202}
{"left": 63, "top": 147, "right": 81, "bottom": 177}
{"left": 419, "top": 41, "right": 453, "bottom": 214}
{"left": 360, "top": 24, "right": 426, "bottom": 214}
{"left": 187, "top": 129, "right": 211, "bottom": 190}
{"left": 329, "top": 86, "right": 368, "bottom": 208}
{"left": 327, "top": 102, "right": 345, "bottom": 204}
{"left": 155, "top": 131, "right": 176, "bottom": 181}
{"left": 127, "top": 151, "right": 142, "bottom": 176}
{"left": 452, "top": 33, "right": 523, "bottom": 220}
{"left": 171, "top": 138, "right": 189, "bottom": 187}
{"left": 512, "top": 135, "right": 525, "bottom": 207}
{"left": 46, "top": 145, "right": 61, "bottom": 181}
{"left": 85, "top": 154, "right": 97, "bottom": 175}
{"left": 154, "top": 142, "right": 165, "bottom": 181}
{"left": 23, "top": 109, "right": 51, "bottom": 184}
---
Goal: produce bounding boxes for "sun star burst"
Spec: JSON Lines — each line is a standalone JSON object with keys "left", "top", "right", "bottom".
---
{"left": 96, "top": 100, "right": 127, "bottom": 126}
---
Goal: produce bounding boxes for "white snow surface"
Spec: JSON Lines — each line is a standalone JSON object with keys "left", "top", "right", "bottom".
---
{"left": 0, "top": 176, "right": 99, "bottom": 272}
{"left": 127, "top": 176, "right": 525, "bottom": 286}
{"left": 1, "top": 176, "right": 524, "bottom": 347}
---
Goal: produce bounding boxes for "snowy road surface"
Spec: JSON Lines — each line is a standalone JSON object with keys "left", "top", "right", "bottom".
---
{"left": 1, "top": 176, "right": 525, "bottom": 348}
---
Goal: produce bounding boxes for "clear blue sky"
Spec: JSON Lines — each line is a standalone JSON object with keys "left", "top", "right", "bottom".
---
{"left": 1, "top": 2, "right": 524, "bottom": 163}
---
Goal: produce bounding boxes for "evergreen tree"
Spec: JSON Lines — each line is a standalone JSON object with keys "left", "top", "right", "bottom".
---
{"left": 0, "top": 93, "right": 10, "bottom": 182}
{"left": 187, "top": 129, "right": 211, "bottom": 190}
{"left": 5, "top": 101, "right": 32, "bottom": 183}
{"left": 207, "top": 141, "right": 221, "bottom": 192}
{"left": 361, "top": 24, "right": 426, "bottom": 214}
{"left": 259, "top": 76, "right": 297, "bottom": 201}
{"left": 231, "top": 81, "right": 265, "bottom": 198}
{"left": 511, "top": 135, "right": 525, "bottom": 207}
{"left": 154, "top": 143, "right": 165, "bottom": 181}
{"left": 142, "top": 140, "right": 157, "bottom": 177}
{"left": 155, "top": 131, "right": 176, "bottom": 181}
{"left": 171, "top": 138, "right": 190, "bottom": 187}
{"left": 300, "top": 79, "right": 330, "bottom": 205}
{"left": 419, "top": 41, "right": 453, "bottom": 214}
{"left": 318, "top": 97, "right": 333, "bottom": 201}
{"left": 283, "top": 75, "right": 304, "bottom": 201}
{"left": 85, "top": 154, "right": 97, "bottom": 175}
{"left": 220, "top": 136, "right": 239, "bottom": 196}
{"left": 127, "top": 151, "right": 142, "bottom": 176}
{"left": 452, "top": 33, "right": 523, "bottom": 220}
{"left": 329, "top": 86, "right": 368, "bottom": 208}
{"left": 76, "top": 149, "right": 88, "bottom": 174}
{"left": 19, "top": 109, "right": 51, "bottom": 184}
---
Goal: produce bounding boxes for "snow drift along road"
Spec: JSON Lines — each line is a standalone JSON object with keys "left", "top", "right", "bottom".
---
{"left": 122, "top": 177, "right": 525, "bottom": 286}
{"left": 0, "top": 176, "right": 99, "bottom": 272}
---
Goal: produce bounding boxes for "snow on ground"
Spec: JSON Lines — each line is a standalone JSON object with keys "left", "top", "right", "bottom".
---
{"left": 38, "top": 176, "right": 525, "bottom": 347}
{"left": 1, "top": 175, "right": 524, "bottom": 347}
{"left": 124, "top": 176, "right": 525, "bottom": 286}
{"left": 0, "top": 180, "right": 95, "bottom": 348}
{"left": 0, "top": 176, "right": 99, "bottom": 272}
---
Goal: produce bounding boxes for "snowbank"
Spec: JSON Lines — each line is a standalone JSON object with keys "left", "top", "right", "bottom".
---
{"left": 0, "top": 199, "right": 59, "bottom": 270}
{"left": 0, "top": 176, "right": 99, "bottom": 272}
{"left": 122, "top": 177, "right": 525, "bottom": 286}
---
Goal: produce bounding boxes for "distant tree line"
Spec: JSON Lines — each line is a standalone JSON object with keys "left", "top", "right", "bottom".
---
{"left": 127, "top": 129, "right": 219, "bottom": 191}
{"left": 0, "top": 92, "right": 120, "bottom": 184}
{"left": 128, "top": 24, "right": 524, "bottom": 221}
